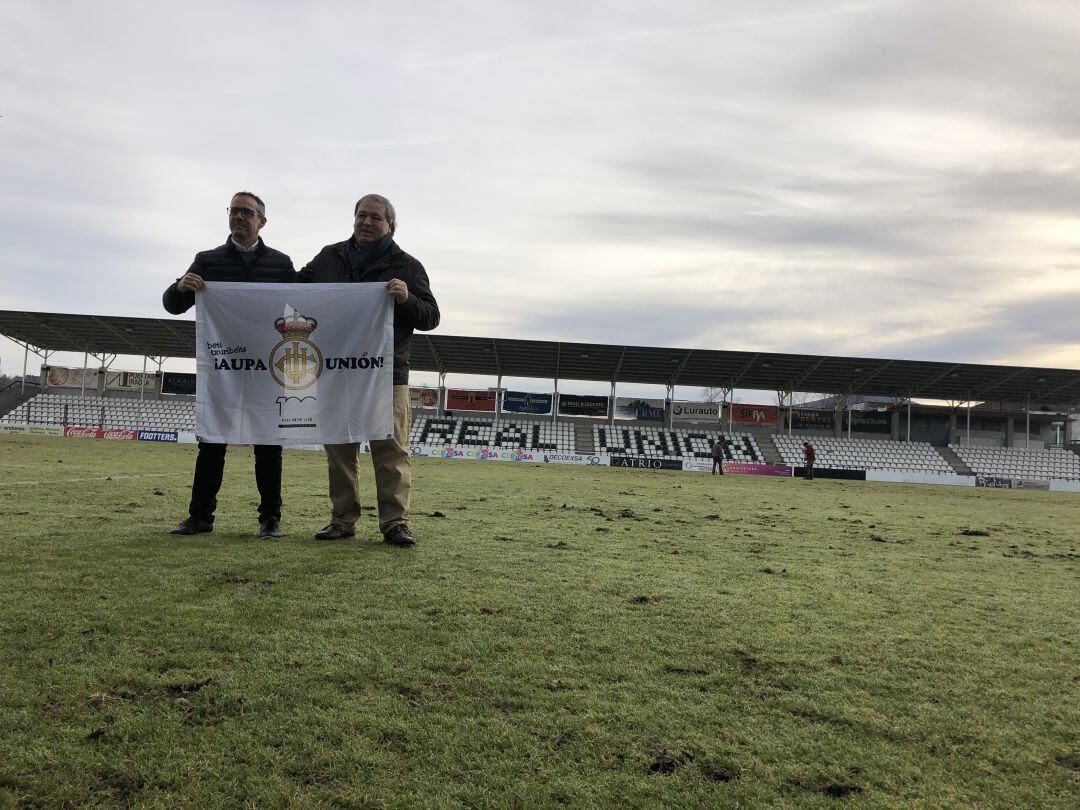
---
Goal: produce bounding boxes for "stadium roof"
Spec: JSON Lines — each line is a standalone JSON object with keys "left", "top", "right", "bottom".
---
{"left": 3, "top": 309, "right": 1080, "bottom": 406}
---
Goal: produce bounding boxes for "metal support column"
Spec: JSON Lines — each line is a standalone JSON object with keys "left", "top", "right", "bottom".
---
{"left": 140, "top": 354, "right": 148, "bottom": 404}
{"left": 80, "top": 351, "right": 89, "bottom": 397}
{"left": 906, "top": 399, "right": 911, "bottom": 443}
{"left": 1026, "top": 398, "right": 1030, "bottom": 449}
{"left": 966, "top": 399, "right": 971, "bottom": 445}
{"left": 553, "top": 376, "right": 559, "bottom": 423}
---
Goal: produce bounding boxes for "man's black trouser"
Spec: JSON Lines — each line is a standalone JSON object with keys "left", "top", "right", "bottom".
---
{"left": 188, "top": 442, "right": 282, "bottom": 523}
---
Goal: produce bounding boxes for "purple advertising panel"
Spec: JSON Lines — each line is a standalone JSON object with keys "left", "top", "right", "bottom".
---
{"left": 725, "top": 462, "right": 793, "bottom": 477}
{"left": 138, "top": 429, "right": 179, "bottom": 443}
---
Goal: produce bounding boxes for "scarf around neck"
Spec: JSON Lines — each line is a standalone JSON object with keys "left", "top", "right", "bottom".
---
{"left": 346, "top": 234, "right": 393, "bottom": 279}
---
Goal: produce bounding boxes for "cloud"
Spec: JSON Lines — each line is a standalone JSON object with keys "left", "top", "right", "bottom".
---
{"left": 3, "top": 0, "right": 1080, "bottom": 386}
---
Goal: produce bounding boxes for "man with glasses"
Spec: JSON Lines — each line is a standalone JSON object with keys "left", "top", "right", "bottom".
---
{"left": 163, "top": 191, "right": 296, "bottom": 539}
{"left": 299, "top": 193, "right": 440, "bottom": 547}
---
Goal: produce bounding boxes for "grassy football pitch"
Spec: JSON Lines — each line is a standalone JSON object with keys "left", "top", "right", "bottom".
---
{"left": 0, "top": 434, "right": 1077, "bottom": 807}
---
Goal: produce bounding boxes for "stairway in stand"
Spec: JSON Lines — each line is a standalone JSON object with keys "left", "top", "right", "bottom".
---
{"left": 574, "top": 425, "right": 595, "bottom": 454}
{"left": 937, "top": 446, "right": 973, "bottom": 475}
{"left": 758, "top": 434, "right": 785, "bottom": 465}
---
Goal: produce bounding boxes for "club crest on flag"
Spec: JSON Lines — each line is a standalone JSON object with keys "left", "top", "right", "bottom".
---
{"left": 270, "top": 306, "right": 323, "bottom": 390}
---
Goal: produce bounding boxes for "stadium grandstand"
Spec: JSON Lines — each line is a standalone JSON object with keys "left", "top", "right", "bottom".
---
{"left": 3, "top": 309, "right": 1080, "bottom": 487}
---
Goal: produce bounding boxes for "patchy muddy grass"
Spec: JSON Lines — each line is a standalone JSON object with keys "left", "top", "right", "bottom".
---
{"left": 0, "top": 434, "right": 1078, "bottom": 807}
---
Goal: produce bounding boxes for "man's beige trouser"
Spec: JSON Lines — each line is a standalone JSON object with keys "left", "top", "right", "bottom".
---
{"left": 324, "top": 385, "right": 411, "bottom": 534}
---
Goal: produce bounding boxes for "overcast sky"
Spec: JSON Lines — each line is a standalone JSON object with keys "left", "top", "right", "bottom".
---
{"left": 3, "top": 0, "right": 1080, "bottom": 399}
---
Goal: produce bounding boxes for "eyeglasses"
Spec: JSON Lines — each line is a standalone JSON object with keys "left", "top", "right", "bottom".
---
{"left": 227, "top": 206, "right": 260, "bottom": 218}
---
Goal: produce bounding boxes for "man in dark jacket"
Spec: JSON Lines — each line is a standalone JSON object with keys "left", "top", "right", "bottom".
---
{"left": 803, "top": 441, "right": 816, "bottom": 480}
{"left": 711, "top": 439, "right": 725, "bottom": 475}
{"left": 163, "top": 191, "right": 296, "bottom": 538}
{"left": 298, "top": 193, "right": 440, "bottom": 547}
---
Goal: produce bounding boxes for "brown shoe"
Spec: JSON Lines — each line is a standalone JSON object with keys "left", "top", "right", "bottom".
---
{"left": 383, "top": 525, "right": 416, "bottom": 547}
{"left": 314, "top": 523, "right": 355, "bottom": 541}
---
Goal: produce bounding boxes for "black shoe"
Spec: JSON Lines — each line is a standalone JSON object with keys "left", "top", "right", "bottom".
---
{"left": 383, "top": 525, "right": 416, "bottom": 547}
{"left": 314, "top": 523, "right": 355, "bottom": 541}
{"left": 258, "top": 518, "right": 284, "bottom": 539}
{"left": 170, "top": 517, "right": 213, "bottom": 536}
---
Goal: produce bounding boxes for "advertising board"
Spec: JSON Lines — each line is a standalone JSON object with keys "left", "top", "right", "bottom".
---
{"left": 445, "top": 389, "right": 497, "bottom": 412}
{"left": 614, "top": 397, "right": 665, "bottom": 422}
{"left": 63, "top": 426, "right": 103, "bottom": 439}
{"left": 43, "top": 365, "right": 98, "bottom": 389}
{"left": 671, "top": 401, "right": 720, "bottom": 422}
{"left": 608, "top": 456, "right": 682, "bottom": 470}
{"left": 502, "top": 391, "right": 553, "bottom": 415}
{"left": 729, "top": 404, "right": 778, "bottom": 427}
{"left": 138, "top": 430, "right": 179, "bottom": 443}
{"left": 162, "top": 372, "right": 196, "bottom": 396}
{"left": 557, "top": 394, "right": 608, "bottom": 417}
{"left": 409, "top": 387, "right": 440, "bottom": 409}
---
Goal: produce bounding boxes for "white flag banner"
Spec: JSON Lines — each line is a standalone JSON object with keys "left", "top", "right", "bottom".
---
{"left": 195, "top": 282, "right": 394, "bottom": 445}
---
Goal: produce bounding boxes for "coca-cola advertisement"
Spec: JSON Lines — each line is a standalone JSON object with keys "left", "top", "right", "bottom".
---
{"left": 102, "top": 429, "right": 137, "bottom": 440}
{"left": 64, "top": 426, "right": 104, "bottom": 439}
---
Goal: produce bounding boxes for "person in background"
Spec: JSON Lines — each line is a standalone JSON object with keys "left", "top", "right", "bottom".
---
{"left": 803, "top": 440, "right": 816, "bottom": 480}
{"left": 711, "top": 439, "right": 725, "bottom": 475}
{"left": 163, "top": 191, "right": 295, "bottom": 539}
{"left": 298, "top": 193, "right": 440, "bottom": 547}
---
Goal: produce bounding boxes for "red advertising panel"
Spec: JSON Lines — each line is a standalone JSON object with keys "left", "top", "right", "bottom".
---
{"left": 64, "top": 426, "right": 104, "bottom": 439}
{"left": 102, "top": 429, "right": 137, "bottom": 440}
{"left": 445, "top": 389, "right": 497, "bottom": 412}
{"left": 725, "top": 462, "right": 792, "bottom": 476}
{"left": 729, "top": 404, "right": 778, "bottom": 427}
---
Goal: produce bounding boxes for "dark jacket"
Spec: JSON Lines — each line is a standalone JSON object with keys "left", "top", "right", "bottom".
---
{"left": 162, "top": 238, "right": 296, "bottom": 315}
{"left": 298, "top": 238, "right": 440, "bottom": 385}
